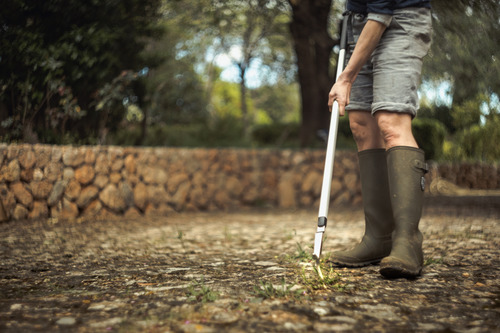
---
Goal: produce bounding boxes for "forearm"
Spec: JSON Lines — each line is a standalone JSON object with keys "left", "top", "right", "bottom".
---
{"left": 338, "top": 19, "right": 387, "bottom": 84}
{"left": 328, "top": 18, "right": 389, "bottom": 115}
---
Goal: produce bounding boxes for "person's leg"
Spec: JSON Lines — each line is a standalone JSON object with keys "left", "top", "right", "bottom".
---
{"left": 330, "top": 11, "right": 395, "bottom": 268}
{"left": 374, "top": 112, "right": 418, "bottom": 149}
{"left": 349, "top": 111, "right": 385, "bottom": 151}
{"left": 380, "top": 146, "right": 427, "bottom": 278}
{"left": 330, "top": 111, "right": 394, "bottom": 267}
{"left": 367, "top": 7, "right": 432, "bottom": 278}
{"left": 375, "top": 111, "right": 427, "bottom": 278}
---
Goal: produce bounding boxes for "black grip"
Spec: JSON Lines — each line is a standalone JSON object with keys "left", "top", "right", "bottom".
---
{"left": 318, "top": 216, "right": 328, "bottom": 227}
{"left": 339, "top": 14, "right": 349, "bottom": 51}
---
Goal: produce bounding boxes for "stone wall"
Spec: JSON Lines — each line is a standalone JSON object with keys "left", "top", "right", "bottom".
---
{"left": 0, "top": 144, "right": 362, "bottom": 221}
{"left": 0, "top": 144, "right": 497, "bottom": 221}
{"left": 437, "top": 162, "right": 499, "bottom": 190}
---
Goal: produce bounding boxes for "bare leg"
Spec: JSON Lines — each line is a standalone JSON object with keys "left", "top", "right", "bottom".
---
{"left": 348, "top": 111, "right": 385, "bottom": 151}
{"left": 375, "top": 111, "right": 418, "bottom": 149}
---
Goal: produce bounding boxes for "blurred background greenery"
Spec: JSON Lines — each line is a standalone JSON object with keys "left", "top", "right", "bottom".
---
{"left": 1, "top": 0, "right": 499, "bottom": 161}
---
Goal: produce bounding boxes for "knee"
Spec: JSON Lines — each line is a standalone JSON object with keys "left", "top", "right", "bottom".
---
{"left": 377, "top": 116, "right": 400, "bottom": 143}
{"left": 348, "top": 112, "right": 386, "bottom": 150}
{"left": 349, "top": 119, "right": 369, "bottom": 145}
{"left": 349, "top": 116, "right": 383, "bottom": 150}
{"left": 375, "top": 112, "right": 415, "bottom": 148}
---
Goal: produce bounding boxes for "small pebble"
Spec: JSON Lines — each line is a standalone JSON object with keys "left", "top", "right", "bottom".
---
{"left": 56, "top": 317, "right": 76, "bottom": 326}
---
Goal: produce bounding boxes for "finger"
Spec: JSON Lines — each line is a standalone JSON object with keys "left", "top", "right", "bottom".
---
{"left": 328, "top": 97, "right": 334, "bottom": 113}
{"left": 339, "top": 104, "right": 345, "bottom": 116}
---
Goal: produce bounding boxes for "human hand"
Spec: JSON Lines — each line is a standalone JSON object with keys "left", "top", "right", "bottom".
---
{"left": 328, "top": 78, "right": 351, "bottom": 116}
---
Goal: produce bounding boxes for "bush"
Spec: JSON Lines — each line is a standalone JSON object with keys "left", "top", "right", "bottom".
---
{"left": 336, "top": 116, "right": 356, "bottom": 150}
{"left": 412, "top": 117, "right": 447, "bottom": 160}
{"left": 110, "top": 115, "right": 249, "bottom": 147}
{"left": 110, "top": 116, "right": 357, "bottom": 149}
{"left": 444, "top": 116, "right": 500, "bottom": 162}
{"left": 252, "top": 123, "right": 300, "bottom": 148}
{"left": 252, "top": 117, "right": 356, "bottom": 150}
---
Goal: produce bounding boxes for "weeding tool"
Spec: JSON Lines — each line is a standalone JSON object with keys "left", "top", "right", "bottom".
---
{"left": 313, "top": 13, "right": 349, "bottom": 266}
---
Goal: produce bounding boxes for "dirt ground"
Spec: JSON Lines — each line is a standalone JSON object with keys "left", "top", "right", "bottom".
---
{"left": 0, "top": 201, "right": 498, "bottom": 332}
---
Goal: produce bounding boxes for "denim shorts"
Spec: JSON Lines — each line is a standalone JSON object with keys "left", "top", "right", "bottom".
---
{"left": 344, "top": 7, "right": 432, "bottom": 116}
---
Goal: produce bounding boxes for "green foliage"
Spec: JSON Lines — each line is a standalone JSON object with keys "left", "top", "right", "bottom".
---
{"left": 1, "top": 0, "right": 497, "bottom": 162}
{"left": 252, "top": 123, "right": 300, "bottom": 148}
{"left": 186, "top": 278, "right": 219, "bottom": 303}
{"left": 418, "top": 93, "right": 500, "bottom": 162}
{"left": 110, "top": 115, "right": 248, "bottom": 148}
{"left": 288, "top": 242, "right": 313, "bottom": 262}
{"left": 451, "top": 96, "right": 485, "bottom": 132}
{"left": 253, "top": 278, "right": 304, "bottom": 300}
{"left": 201, "top": 0, "right": 293, "bottom": 77}
{"left": 418, "top": 104, "right": 455, "bottom": 134}
{"left": 337, "top": 116, "right": 357, "bottom": 150}
{"left": 300, "top": 266, "right": 345, "bottom": 291}
{"left": 251, "top": 116, "right": 356, "bottom": 149}
{"left": 425, "top": 0, "right": 500, "bottom": 106}
{"left": 160, "top": 0, "right": 296, "bottom": 140}
{"left": 412, "top": 117, "right": 447, "bottom": 160}
{"left": 142, "top": 20, "right": 210, "bottom": 127}
{"left": 424, "top": 257, "right": 445, "bottom": 266}
{"left": 251, "top": 82, "right": 300, "bottom": 123}
{"left": 0, "top": 0, "right": 162, "bottom": 143}
{"left": 177, "top": 230, "right": 186, "bottom": 251}
{"left": 443, "top": 116, "right": 500, "bottom": 162}
{"left": 211, "top": 81, "right": 245, "bottom": 119}
{"left": 419, "top": 0, "right": 500, "bottom": 162}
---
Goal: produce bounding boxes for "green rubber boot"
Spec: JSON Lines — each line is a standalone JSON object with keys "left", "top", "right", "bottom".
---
{"left": 380, "top": 146, "right": 428, "bottom": 278}
{"left": 331, "top": 149, "right": 395, "bottom": 267}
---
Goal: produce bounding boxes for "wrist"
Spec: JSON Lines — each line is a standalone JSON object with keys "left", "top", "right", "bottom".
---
{"left": 338, "top": 68, "right": 357, "bottom": 84}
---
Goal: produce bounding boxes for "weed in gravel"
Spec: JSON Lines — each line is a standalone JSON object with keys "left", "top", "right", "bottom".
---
{"left": 224, "top": 226, "right": 233, "bottom": 242}
{"left": 282, "top": 242, "right": 313, "bottom": 263}
{"left": 424, "top": 257, "right": 445, "bottom": 266}
{"left": 300, "top": 265, "right": 345, "bottom": 291}
{"left": 186, "top": 278, "right": 219, "bottom": 303}
{"left": 282, "top": 229, "right": 296, "bottom": 243}
{"left": 177, "top": 230, "right": 186, "bottom": 251}
{"left": 253, "top": 278, "right": 304, "bottom": 300}
{"left": 294, "top": 242, "right": 312, "bottom": 261}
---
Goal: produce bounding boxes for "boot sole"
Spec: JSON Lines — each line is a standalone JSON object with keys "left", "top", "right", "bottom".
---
{"left": 330, "top": 258, "right": 383, "bottom": 268}
{"left": 380, "top": 262, "right": 421, "bottom": 279}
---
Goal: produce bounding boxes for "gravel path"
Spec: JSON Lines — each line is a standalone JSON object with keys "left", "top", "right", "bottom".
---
{"left": 0, "top": 204, "right": 498, "bottom": 332}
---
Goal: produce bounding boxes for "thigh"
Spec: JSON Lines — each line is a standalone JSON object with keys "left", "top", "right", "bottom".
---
{"left": 345, "top": 13, "right": 373, "bottom": 113}
{"left": 370, "top": 7, "right": 432, "bottom": 117}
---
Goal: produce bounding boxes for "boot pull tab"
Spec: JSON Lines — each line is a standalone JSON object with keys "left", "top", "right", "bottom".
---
{"left": 413, "top": 160, "right": 429, "bottom": 191}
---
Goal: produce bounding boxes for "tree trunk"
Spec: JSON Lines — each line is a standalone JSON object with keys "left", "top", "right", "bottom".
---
{"left": 137, "top": 106, "right": 148, "bottom": 146}
{"left": 239, "top": 63, "right": 250, "bottom": 141}
{"left": 288, "top": 0, "right": 335, "bottom": 147}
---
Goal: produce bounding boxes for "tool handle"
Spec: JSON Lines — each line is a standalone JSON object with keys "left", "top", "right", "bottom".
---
{"left": 318, "top": 100, "right": 339, "bottom": 218}
{"left": 339, "top": 12, "right": 349, "bottom": 51}
{"left": 318, "top": 15, "right": 348, "bottom": 220}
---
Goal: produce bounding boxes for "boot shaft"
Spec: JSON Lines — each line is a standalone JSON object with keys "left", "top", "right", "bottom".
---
{"left": 330, "top": 149, "right": 394, "bottom": 267}
{"left": 358, "top": 149, "right": 395, "bottom": 237}
{"left": 386, "top": 146, "right": 428, "bottom": 234}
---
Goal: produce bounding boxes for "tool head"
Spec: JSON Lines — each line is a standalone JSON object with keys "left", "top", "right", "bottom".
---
{"left": 313, "top": 232, "right": 325, "bottom": 280}
{"left": 313, "top": 217, "right": 327, "bottom": 261}
{"left": 313, "top": 227, "right": 325, "bottom": 262}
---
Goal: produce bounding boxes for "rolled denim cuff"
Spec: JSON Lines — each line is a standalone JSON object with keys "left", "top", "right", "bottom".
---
{"left": 367, "top": 12, "right": 393, "bottom": 27}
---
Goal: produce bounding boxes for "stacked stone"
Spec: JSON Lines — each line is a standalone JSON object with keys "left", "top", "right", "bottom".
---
{"left": 438, "top": 162, "right": 499, "bottom": 190}
{"left": 0, "top": 144, "right": 363, "bottom": 221}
